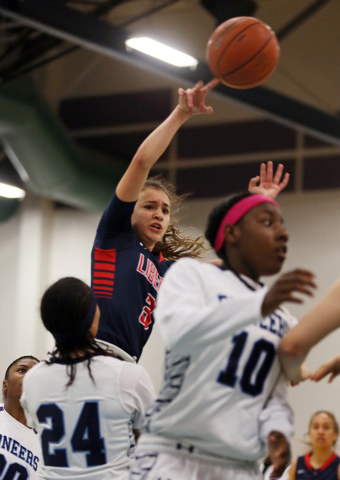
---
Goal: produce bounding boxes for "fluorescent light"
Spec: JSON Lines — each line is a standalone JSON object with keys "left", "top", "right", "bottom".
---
{"left": 125, "top": 37, "right": 198, "bottom": 68}
{"left": 0, "top": 183, "right": 26, "bottom": 199}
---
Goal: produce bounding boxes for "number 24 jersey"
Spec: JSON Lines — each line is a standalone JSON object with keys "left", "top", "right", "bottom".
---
{"left": 20, "top": 355, "right": 155, "bottom": 480}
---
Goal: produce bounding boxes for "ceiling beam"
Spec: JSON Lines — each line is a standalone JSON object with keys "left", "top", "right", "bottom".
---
{"left": 0, "top": 0, "right": 340, "bottom": 146}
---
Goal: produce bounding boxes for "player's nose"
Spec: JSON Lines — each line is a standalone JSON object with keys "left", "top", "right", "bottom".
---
{"left": 154, "top": 208, "right": 164, "bottom": 221}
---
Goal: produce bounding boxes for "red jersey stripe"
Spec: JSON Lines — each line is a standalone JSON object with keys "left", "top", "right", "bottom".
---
{"left": 95, "top": 248, "right": 116, "bottom": 263}
{"left": 93, "top": 286, "right": 113, "bottom": 292}
{"left": 94, "top": 262, "right": 116, "bottom": 271}
{"left": 93, "top": 279, "right": 114, "bottom": 286}
{"left": 320, "top": 452, "right": 338, "bottom": 471}
{"left": 93, "top": 271, "right": 115, "bottom": 279}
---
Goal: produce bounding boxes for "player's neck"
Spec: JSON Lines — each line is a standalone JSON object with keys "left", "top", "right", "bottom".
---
{"left": 227, "top": 257, "right": 260, "bottom": 283}
{"left": 68, "top": 349, "right": 95, "bottom": 358}
{"left": 310, "top": 448, "right": 334, "bottom": 469}
{"left": 4, "top": 402, "right": 28, "bottom": 427}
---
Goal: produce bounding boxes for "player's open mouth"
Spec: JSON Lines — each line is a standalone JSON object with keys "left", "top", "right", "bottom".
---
{"left": 150, "top": 223, "right": 161, "bottom": 232}
{"left": 276, "top": 246, "right": 287, "bottom": 259}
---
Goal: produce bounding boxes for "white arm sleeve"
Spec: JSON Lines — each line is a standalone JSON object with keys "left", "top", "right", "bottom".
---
{"left": 156, "top": 259, "right": 267, "bottom": 352}
{"left": 20, "top": 373, "right": 36, "bottom": 429}
{"left": 258, "top": 374, "right": 294, "bottom": 445}
{"left": 119, "top": 363, "right": 156, "bottom": 430}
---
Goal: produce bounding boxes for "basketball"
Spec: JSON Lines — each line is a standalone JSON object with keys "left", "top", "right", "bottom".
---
{"left": 206, "top": 17, "right": 280, "bottom": 89}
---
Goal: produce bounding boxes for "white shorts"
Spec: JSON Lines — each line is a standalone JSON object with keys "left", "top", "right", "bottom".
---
{"left": 129, "top": 452, "right": 263, "bottom": 480}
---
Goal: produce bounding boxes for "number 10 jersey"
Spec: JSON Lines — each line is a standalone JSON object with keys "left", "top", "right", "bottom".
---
{"left": 139, "top": 258, "right": 296, "bottom": 463}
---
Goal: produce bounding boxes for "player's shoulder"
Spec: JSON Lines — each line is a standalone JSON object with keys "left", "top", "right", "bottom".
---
{"left": 93, "top": 355, "right": 147, "bottom": 379}
{"left": 120, "top": 361, "right": 151, "bottom": 383}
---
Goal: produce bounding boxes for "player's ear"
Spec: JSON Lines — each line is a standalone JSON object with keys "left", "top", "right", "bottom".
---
{"left": 224, "top": 224, "right": 241, "bottom": 245}
{"left": 2, "top": 380, "right": 8, "bottom": 398}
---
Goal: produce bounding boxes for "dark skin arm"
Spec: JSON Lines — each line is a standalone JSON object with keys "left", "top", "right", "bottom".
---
{"left": 268, "top": 431, "right": 291, "bottom": 478}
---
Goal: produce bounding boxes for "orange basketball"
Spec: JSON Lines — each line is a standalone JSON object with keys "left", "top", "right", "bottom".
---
{"left": 206, "top": 17, "right": 280, "bottom": 89}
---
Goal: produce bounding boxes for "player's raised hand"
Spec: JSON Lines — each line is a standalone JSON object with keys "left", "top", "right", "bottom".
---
{"left": 248, "top": 161, "right": 290, "bottom": 200}
{"left": 262, "top": 269, "right": 317, "bottom": 317}
{"left": 178, "top": 78, "right": 219, "bottom": 116}
{"left": 311, "top": 354, "right": 340, "bottom": 383}
{"left": 267, "top": 431, "right": 291, "bottom": 477}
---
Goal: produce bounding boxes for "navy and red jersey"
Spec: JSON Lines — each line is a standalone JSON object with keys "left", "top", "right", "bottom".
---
{"left": 295, "top": 452, "right": 340, "bottom": 479}
{"left": 91, "top": 192, "right": 174, "bottom": 361}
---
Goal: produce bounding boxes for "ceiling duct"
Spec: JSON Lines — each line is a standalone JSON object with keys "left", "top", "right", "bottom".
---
{"left": 0, "top": 79, "right": 124, "bottom": 214}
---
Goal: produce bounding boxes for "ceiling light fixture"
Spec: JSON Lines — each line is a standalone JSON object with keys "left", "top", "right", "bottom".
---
{"left": 0, "top": 182, "right": 26, "bottom": 199}
{"left": 125, "top": 37, "right": 198, "bottom": 69}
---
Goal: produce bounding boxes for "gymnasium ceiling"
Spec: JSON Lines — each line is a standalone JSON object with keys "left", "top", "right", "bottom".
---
{"left": 0, "top": 0, "right": 339, "bottom": 205}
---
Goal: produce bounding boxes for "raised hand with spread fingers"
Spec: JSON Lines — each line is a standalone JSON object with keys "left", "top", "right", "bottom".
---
{"left": 249, "top": 161, "right": 290, "bottom": 199}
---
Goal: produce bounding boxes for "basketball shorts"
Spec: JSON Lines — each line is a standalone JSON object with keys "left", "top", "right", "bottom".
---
{"left": 129, "top": 451, "right": 263, "bottom": 480}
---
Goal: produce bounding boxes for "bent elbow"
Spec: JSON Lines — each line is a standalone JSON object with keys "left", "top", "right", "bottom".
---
{"left": 278, "top": 339, "right": 307, "bottom": 358}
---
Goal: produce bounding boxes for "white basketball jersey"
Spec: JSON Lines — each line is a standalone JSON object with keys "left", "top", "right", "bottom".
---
{"left": 139, "top": 258, "right": 295, "bottom": 463}
{"left": 0, "top": 407, "right": 41, "bottom": 479}
{"left": 20, "top": 355, "right": 155, "bottom": 480}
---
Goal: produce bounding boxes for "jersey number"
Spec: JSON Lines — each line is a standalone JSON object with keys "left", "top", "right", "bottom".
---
{"left": 139, "top": 293, "right": 156, "bottom": 330}
{"left": 37, "top": 402, "right": 106, "bottom": 468}
{"left": 0, "top": 454, "right": 28, "bottom": 480}
{"left": 217, "top": 331, "right": 276, "bottom": 396}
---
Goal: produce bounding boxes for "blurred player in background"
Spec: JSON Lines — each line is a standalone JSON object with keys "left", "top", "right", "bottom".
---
{"left": 284, "top": 411, "right": 340, "bottom": 480}
{"left": 20, "top": 277, "right": 155, "bottom": 480}
{"left": 91, "top": 76, "right": 289, "bottom": 361}
{"left": 1, "top": 355, "right": 40, "bottom": 479}
{"left": 130, "top": 191, "right": 315, "bottom": 480}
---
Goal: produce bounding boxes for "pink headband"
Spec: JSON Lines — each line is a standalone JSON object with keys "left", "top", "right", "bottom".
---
{"left": 214, "top": 195, "right": 280, "bottom": 252}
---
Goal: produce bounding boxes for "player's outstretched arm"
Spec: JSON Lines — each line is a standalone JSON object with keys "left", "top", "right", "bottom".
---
{"left": 279, "top": 277, "right": 340, "bottom": 382}
{"left": 279, "top": 276, "right": 340, "bottom": 361}
{"left": 248, "top": 161, "right": 290, "bottom": 200}
{"left": 116, "top": 79, "right": 219, "bottom": 202}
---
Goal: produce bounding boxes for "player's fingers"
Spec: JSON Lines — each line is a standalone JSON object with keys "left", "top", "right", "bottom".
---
{"left": 260, "top": 162, "right": 267, "bottom": 184}
{"left": 205, "top": 105, "right": 214, "bottom": 115}
{"left": 279, "top": 269, "right": 317, "bottom": 284}
{"left": 248, "top": 176, "right": 260, "bottom": 189}
{"left": 311, "top": 362, "right": 335, "bottom": 381}
{"left": 186, "top": 89, "right": 194, "bottom": 108}
{"left": 328, "top": 372, "right": 340, "bottom": 383}
{"left": 278, "top": 283, "right": 316, "bottom": 299}
{"left": 272, "top": 163, "right": 284, "bottom": 184}
{"left": 202, "top": 78, "right": 219, "bottom": 92}
{"left": 277, "top": 274, "right": 317, "bottom": 292}
{"left": 266, "top": 161, "right": 273, "bottom": 183}
{"left": 277, "top": 173, "right": 290, "bottom": 191}
{"left": 282, "top": 295, "right": 304, "bottom": 304}
{"left": 193, "top": 80, "right": 204, "bottom": 90}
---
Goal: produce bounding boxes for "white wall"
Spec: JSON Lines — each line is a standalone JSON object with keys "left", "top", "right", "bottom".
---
{"left": 1, "top": 190, "right": 340, "bottom": 456}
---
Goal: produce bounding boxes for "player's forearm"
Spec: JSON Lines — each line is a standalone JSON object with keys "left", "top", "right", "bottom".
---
{"left": 116, "top": 106, "right": 191, "bottom": 201}
{"left": 133, "top": 105, "right": 191, "bottom": 169}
